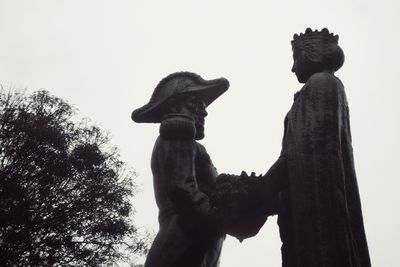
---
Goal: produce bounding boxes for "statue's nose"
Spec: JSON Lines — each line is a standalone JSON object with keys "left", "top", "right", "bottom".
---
{"left": 291, "top": 63, "right": 296, "bottom": 73}
{"left": 198, "top": 102, "right": 207, "bottom": 117}
{"left": 200, "top": 109, "right": 208, "bottom": 118}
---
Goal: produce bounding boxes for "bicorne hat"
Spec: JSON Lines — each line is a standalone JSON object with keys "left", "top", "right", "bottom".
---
{"left": 132, "top": 72, "right": 229, "bottom": 123}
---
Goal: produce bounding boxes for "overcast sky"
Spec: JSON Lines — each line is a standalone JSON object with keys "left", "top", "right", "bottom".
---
{"left": 1, "top": 0, "right": 399, "bottom": 266}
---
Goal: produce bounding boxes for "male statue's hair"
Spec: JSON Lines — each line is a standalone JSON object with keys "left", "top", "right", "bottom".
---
{"left": 291, "top": 28, "right": 345, "bottom": 71}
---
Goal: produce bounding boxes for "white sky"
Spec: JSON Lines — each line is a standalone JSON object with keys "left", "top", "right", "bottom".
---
{"left": 1, "top": 0, "right": 399, "bottom": 266}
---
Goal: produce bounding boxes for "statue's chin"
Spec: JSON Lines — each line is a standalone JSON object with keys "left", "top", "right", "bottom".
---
{"left": 296, "top": 74, "right": 308, "bottom": 83}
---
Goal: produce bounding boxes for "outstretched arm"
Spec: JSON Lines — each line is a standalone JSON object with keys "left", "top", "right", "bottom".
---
{"left": 259, "top": 154, "right": 288, "bottom": 215}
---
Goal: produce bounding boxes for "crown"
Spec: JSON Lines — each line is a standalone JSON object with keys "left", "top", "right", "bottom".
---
{"left": 291, "top": 28, "right": 339, "bottom": 48}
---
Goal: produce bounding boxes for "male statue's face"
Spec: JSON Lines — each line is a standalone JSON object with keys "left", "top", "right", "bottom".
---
{"left": 181, "top": 97, "right": 208, "bottom": 140}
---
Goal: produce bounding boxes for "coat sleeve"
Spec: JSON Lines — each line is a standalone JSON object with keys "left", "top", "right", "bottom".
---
{"left": 155, "top": 138, "right": 223, "bottom": 235}
{"left": 259, "top": 114, "right": 290, "bottom": 216}
{"left": 260, "top": 154, "right": 288, "bottom": 215}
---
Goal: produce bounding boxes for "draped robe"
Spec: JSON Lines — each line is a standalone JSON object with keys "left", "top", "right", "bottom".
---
{"left": 277, "top": 72, "right": 371, "bottom": 267}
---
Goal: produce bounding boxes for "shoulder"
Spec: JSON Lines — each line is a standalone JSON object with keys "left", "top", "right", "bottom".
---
{"left": 155, "top": 135, "right": 195, "bottom": 150}
{"left": 152, "top": 136, "right": 197, "bottom": 165}
{"left": 307, "top": 72, "right": 341, "bottom": 88}
{"left": 304, "top": 72, "right": 343, "bottom": 98}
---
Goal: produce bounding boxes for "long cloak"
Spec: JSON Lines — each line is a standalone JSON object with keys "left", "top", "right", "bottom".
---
{"left": 278, "top": 73, "right": 371, "bottom": 267}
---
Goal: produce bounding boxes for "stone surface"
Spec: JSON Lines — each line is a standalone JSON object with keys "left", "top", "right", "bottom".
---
{"left": 133, "top": 72, "right": 288, "bottom": 266}
{"left": 133, "top": 72, "right": 229, "bottom": 267}
{"left": 277, "top": 28, "right": 371, "bottom": 267}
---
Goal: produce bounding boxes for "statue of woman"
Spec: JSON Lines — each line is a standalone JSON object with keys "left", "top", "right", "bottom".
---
{"left": 277, "top": 28, "right": 371, "bottom": 267}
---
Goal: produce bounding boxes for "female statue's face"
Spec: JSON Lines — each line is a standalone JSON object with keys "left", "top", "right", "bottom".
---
{"left": 291, "top": 48, "right": 322, "bottom": 83}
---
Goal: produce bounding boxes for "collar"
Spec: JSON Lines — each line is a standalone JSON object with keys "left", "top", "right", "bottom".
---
{"left": 293, "top": 90, "right": 301, "bottom": 101}
{"left": 159, "top": 114, "right": 196, "bottom": 140}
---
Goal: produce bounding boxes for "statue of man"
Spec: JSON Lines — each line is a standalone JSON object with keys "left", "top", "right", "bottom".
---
{"left": 277, "top": 28, "right": 371, "bottom": 267}
{"left": 132, "top": 71, "right": 290, "bottom": 266}
{"left": 132, "top": 72, "right": 229, "bottom": 267}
